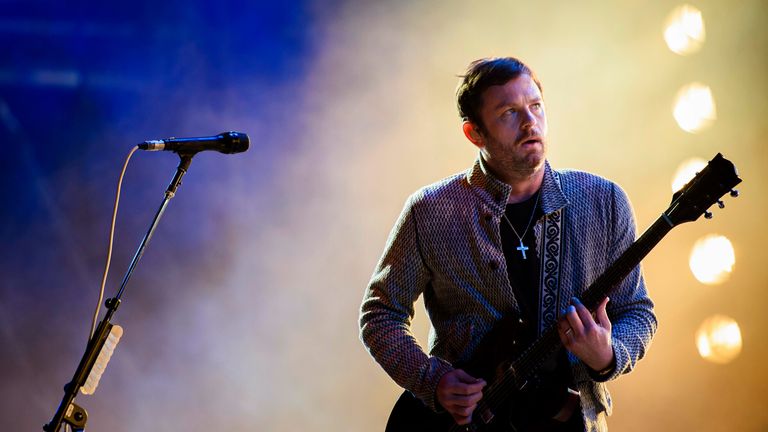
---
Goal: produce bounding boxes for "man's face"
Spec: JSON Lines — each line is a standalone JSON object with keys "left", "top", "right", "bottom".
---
{"left": 471, "top": 73, "right": 548, "bottom": 180}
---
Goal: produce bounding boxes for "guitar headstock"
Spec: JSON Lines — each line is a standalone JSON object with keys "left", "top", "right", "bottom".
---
{"left": 665, "top": 153, "right": 742, "bottom": 226}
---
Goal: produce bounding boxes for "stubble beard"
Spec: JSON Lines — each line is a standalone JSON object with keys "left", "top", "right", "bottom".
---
{"left": 485, "top": 140, "right": 546, "bottom": 184}
{"left": 513, "top": 150, "right": 545, "bottom": 178}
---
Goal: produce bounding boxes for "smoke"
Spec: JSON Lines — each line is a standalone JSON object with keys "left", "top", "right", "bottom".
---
{"left": 4, "top": 0, "right": 767, "bottom": 430}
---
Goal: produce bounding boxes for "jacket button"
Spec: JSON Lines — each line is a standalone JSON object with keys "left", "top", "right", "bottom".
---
{"left": 489, "top": 260, "right": 500, "bottom": 270}
{"left": 484, "top": 213, "right": 492, "bottom": 222}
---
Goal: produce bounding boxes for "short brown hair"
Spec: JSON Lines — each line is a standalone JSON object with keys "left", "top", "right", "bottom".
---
{"left": 456, "top": 57, "right": 542, "bottom": 132}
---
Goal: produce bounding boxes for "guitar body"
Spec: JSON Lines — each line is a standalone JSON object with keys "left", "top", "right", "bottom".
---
{"left": 386, "top": 392, "right": 454, "bottom": 432}
{"left": 387, "top": 383, "right": 579, "bottom": 432}
{"left": 387, "top": 316, "right": 579, "bottom": 432}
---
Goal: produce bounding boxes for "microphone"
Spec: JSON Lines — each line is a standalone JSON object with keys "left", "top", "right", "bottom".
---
{"left": 138, "top": 131, "right": 249, "bottom": 154}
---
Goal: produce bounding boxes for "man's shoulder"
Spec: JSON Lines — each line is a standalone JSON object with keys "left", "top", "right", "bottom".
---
{"left": 555, "top": 167, "right": 634, "bottom": 211}
{"left": 408, "top": 170, "right": 471, "bottom": 205}
{"left": 556, "top": 168, "right": 621, "bottom": 195}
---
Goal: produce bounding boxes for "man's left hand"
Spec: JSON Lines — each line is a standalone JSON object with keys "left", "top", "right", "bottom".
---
{"left": 558, "top": 296, "right": 614, "bottom": 372}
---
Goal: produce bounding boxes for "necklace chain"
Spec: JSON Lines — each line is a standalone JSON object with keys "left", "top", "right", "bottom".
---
{"left": 501, "top": 191, "right": 541, "bottom": 259}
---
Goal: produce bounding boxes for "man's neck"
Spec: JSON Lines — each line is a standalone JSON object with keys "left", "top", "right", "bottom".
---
{"left": 505, "top": 168, "right": 544, "bottom": 204}
{"left": 477, "top": 155, "right": 546, "bottom": 203}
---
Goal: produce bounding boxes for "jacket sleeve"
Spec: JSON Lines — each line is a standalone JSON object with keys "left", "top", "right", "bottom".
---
{"left": 359, "top": 193, "right": 454, "bottom": 411}
{"left": 594, "top": 183, "right": 658, "bottom": 382}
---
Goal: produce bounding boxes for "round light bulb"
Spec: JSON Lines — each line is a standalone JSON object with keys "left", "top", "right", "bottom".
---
{"left": 696, "top": 315, "right": 742, "bottom": 364}
{"left": 671, "top": 157, "right": 708, "bottom": 192}
{"left": 664, "top": 4, "right": 706, "bottom": 55}
{"left": 689, "top": 234, "right": 735, "bottom": 285}
{"left": 673, "top": 83, "right": 717, "bottom": 133}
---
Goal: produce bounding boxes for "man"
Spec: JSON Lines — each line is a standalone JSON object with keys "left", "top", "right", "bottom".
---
{"left": 359, "top": 57, "right": 657, "bottom": 431}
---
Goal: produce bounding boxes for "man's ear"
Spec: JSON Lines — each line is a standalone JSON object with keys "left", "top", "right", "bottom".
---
{"left": 462, "top": 121, "right": 484, "bottom": 149}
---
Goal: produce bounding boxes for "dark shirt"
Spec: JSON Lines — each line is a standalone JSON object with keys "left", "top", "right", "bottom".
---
{"left": 500, "top": 191, "right": 584, "bottom": 431}
{"left": 500, "top": 191, "right": 543, "bottom": 342}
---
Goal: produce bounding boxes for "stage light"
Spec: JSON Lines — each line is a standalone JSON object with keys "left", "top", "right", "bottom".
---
{"left": 664, "top": 4, "right": 706, "bottom": 55}
{"left": 673, "top": 83, "right": 717, "bottom": 133}
{"left": 689, "top": 234, "right": 735, "bottom": 285}
{"left": 671, "top": 157, "right": 707, "bottom": 192}
{"left": 696, "top": 315, "right": 742, "bottom": 364}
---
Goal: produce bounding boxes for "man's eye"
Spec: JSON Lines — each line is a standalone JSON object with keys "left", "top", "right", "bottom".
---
{"left": 531, "top": 103, "right": 542, "bottom": 110}
{"left": 503, "top": 109, "right": 516, "bottom": 116}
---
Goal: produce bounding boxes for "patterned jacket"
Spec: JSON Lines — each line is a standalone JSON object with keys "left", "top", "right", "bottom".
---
{"left": 360, "top": 157, "right": 657, "bottom": 431}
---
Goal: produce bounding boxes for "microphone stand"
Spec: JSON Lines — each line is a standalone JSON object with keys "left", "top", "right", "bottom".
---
{"left": 44, "top": 153, "right": 194, "bottom": 432}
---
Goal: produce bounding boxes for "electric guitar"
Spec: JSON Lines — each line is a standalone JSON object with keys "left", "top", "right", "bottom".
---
{"left": 386, "top": 153, "right": 742, "bottom": 432}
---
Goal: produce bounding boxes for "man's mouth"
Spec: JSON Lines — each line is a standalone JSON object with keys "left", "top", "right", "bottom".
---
{"left": 519, "top": 137, "right": 542, "bottom": 146}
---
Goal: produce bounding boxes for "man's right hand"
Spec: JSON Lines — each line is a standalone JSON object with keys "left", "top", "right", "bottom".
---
{"left": 436, "top": 369, "right": 487, "bottom": 425}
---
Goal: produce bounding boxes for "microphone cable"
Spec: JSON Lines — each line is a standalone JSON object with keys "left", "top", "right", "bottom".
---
{"left": 89, "top": 145, "right": 139, "bottom": 340}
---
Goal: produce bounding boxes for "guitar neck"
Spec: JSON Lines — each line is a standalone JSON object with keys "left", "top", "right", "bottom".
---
{"left": 482, "top": 214, "right": 674, "bottom": 409}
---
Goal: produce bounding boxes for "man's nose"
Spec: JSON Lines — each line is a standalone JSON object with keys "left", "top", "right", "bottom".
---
{"left": 521, "top": 109, "right": 537, "bottom": 129}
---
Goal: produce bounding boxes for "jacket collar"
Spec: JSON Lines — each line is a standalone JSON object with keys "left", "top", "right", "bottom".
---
{"left": 465, "top": 155, "right": 569, "bottom": 215}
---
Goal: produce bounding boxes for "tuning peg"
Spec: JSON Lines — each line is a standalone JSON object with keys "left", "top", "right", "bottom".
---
{"left": 704, "top": 211, "right": 713, "bottom": 219}
{"left": 717, "top": 200, "right": 725, "bottom": 209}
{"left": 730, "top": 189, "right": 739, "bottom": 197}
